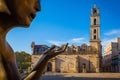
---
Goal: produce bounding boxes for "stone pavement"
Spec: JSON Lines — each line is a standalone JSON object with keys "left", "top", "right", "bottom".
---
{"left": 41, "top": 73, "right": 120, "bottom": 80}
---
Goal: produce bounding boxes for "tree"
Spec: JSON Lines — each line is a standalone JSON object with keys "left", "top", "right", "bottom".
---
{"left": 15, "top": 51, "right": 31, "bottom": 72}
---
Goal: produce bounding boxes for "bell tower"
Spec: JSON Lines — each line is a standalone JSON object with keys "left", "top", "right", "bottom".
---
{"left": 90, "top": 4, "right": 101, "bottom": 54}
{"left": 90, "top": 4, "right": 102, "bottom": 73}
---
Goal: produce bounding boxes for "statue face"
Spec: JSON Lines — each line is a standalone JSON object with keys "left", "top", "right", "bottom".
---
{"left": 6, "top": 0, "right": 41, "bottom": 27}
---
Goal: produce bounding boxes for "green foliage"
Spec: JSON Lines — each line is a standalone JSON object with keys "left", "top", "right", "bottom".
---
{"left": 15, "top": 51, "right": 31, "bottom": 70}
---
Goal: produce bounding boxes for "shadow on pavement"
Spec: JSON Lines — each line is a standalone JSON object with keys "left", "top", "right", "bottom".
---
{"left": 41, "top": 75, "right": 120, "bottom": 80}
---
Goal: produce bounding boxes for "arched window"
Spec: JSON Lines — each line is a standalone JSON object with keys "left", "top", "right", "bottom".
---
{"left": 94, "top": 35, "right": 96, "bottom": 40}
{"left": 93, "top": 9, "right": 97, "bottom": 14}
{"left": 94, "top": 19, "right": 96, "bottom": 25}
{"left": 94, "top": 29, "right": 96, "bottom": 33}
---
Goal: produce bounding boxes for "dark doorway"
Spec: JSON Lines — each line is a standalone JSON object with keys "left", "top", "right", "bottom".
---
{"left": 82, "top": 63, "right": 87, "bottom": 73}
{"left": 83, "top": 63, "right": 86, "bottom": 69}
{"left": 47, "top": 62, "right": 52, "bottom": 72}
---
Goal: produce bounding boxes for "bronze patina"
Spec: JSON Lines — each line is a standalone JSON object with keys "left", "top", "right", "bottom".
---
{"left": 0, "top": 0, "right": 68, "bottom": 80}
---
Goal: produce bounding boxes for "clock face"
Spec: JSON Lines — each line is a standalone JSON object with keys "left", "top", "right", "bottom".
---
{"left": 93, "top": 9, "right": 97, "bottom": 14}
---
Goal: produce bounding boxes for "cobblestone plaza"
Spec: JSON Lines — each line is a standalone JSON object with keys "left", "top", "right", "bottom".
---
{"left": 41, "top": 73, "right": 120, "bottom": 80}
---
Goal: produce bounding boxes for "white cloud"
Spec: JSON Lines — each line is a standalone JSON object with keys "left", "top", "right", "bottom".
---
{"left": 47, "top": 40, "right": 65, "bottom": 46}
{"left": 103, "top": 29, "right": 120, "bottom": 47}
{"left": 70, "top": 38, "right": 85, "bottom": 43}
{"left": 47, "top": 37, "right": 85, "bottom": 46}
{"left": 102, "top": 38, "right": 115, "bottom": 47}
{"left": 104, "top": 29, "right": 120, "bottom": 36}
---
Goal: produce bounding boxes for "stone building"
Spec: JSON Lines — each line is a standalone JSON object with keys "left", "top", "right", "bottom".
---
{"left": 103, "top": 38, "right": 120, "bottom": 72}
{"left": 31, "top": 42, "right": 49, "bottom": 55}
{"left": 31, "top": 4, "right": 102, "bottom": 73}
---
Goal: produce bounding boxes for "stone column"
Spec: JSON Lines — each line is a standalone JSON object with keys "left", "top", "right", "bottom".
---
{"left": 76, "top": 56, "right": 79, "bottom": 73}
{"left": 89, "top": 56, "right": 91, "bottom": 72}
{"left": 96, "top": 55, "right": 100, "bottom": 72}
{"left": 52, "top": 62, "right": 55, "bottom": 72}
{"left": 51, "top": 58, "right": 56, "bottom": 72}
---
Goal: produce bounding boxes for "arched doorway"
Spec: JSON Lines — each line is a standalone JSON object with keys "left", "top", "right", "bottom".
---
{"left": 82, "top": 63, "right": 87, "bottom": 73}
{"left": 47, "top": 62, "right": 52, "bottom": 72}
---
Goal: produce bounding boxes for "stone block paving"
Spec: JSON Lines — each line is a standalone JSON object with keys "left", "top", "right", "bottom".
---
{"left": 41, "top": 73, "right": 120, "bottom": 80}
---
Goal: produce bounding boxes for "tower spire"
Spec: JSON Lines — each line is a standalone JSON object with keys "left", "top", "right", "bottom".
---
{"left": 94, "top": 3, "right": 96, "bottom": 8}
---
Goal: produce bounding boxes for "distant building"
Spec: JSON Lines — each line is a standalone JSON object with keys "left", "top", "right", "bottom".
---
{"left": 31, "top": 4, "right": 102, "bottom": 73}
{"left": 103, "top": 38, "right": 120, "bottom": 72}
{"left": 31, "top": 42, "right": 49, "bottom": 67}
{"left": 31, "top": 42, "right": 49, "bottom": 55}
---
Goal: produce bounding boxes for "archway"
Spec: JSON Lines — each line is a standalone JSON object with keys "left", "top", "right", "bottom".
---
{"left": 82, "top": 63, "right": 87, "bottom": 73}
{"left": 47, "top": 62, "right": 52, "bottom": 72}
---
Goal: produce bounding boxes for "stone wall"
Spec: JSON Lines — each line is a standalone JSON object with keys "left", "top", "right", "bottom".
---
{"left": 31, "top": 53, "right": 100, "bottom": 73}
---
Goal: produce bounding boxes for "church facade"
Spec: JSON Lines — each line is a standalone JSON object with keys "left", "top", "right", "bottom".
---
{"left": 31, "top": 5, "right": 102, "bottom": 73}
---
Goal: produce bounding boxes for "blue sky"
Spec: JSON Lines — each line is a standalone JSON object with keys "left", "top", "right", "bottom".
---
{"left": 7, "top": 0, "right": 120, "bottom": 54}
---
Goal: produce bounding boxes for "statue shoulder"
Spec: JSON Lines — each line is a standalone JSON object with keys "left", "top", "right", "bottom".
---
{"left": 1, "top": 42, "right": 16, "bottom": 62}
{"left": 0, "top": 54, "right": 7, "bottom": 80}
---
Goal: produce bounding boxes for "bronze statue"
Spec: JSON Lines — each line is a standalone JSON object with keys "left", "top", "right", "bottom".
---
{"left": 0, "top": 0, "right": 68, "bottom": 80}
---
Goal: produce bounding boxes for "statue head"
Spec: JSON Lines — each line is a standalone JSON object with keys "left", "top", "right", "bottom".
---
{"left": 0, "top": 0, "right": 41, "bottom": 27}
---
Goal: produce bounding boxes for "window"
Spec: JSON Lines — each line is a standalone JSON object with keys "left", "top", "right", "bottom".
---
{"left": 94, "top": 29, "right": 96, "bottom": 33}
{"left": 94, "top": 19, "right": 96, "bottom": 25}
{"left": 94, "top": 35, "right": 96, "bottom": 40}
{"left": 34, "top": 49, "right": 39, "bottom": 54}
{"left": 93, "top": 9, "right": 97, "bottom": 14}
